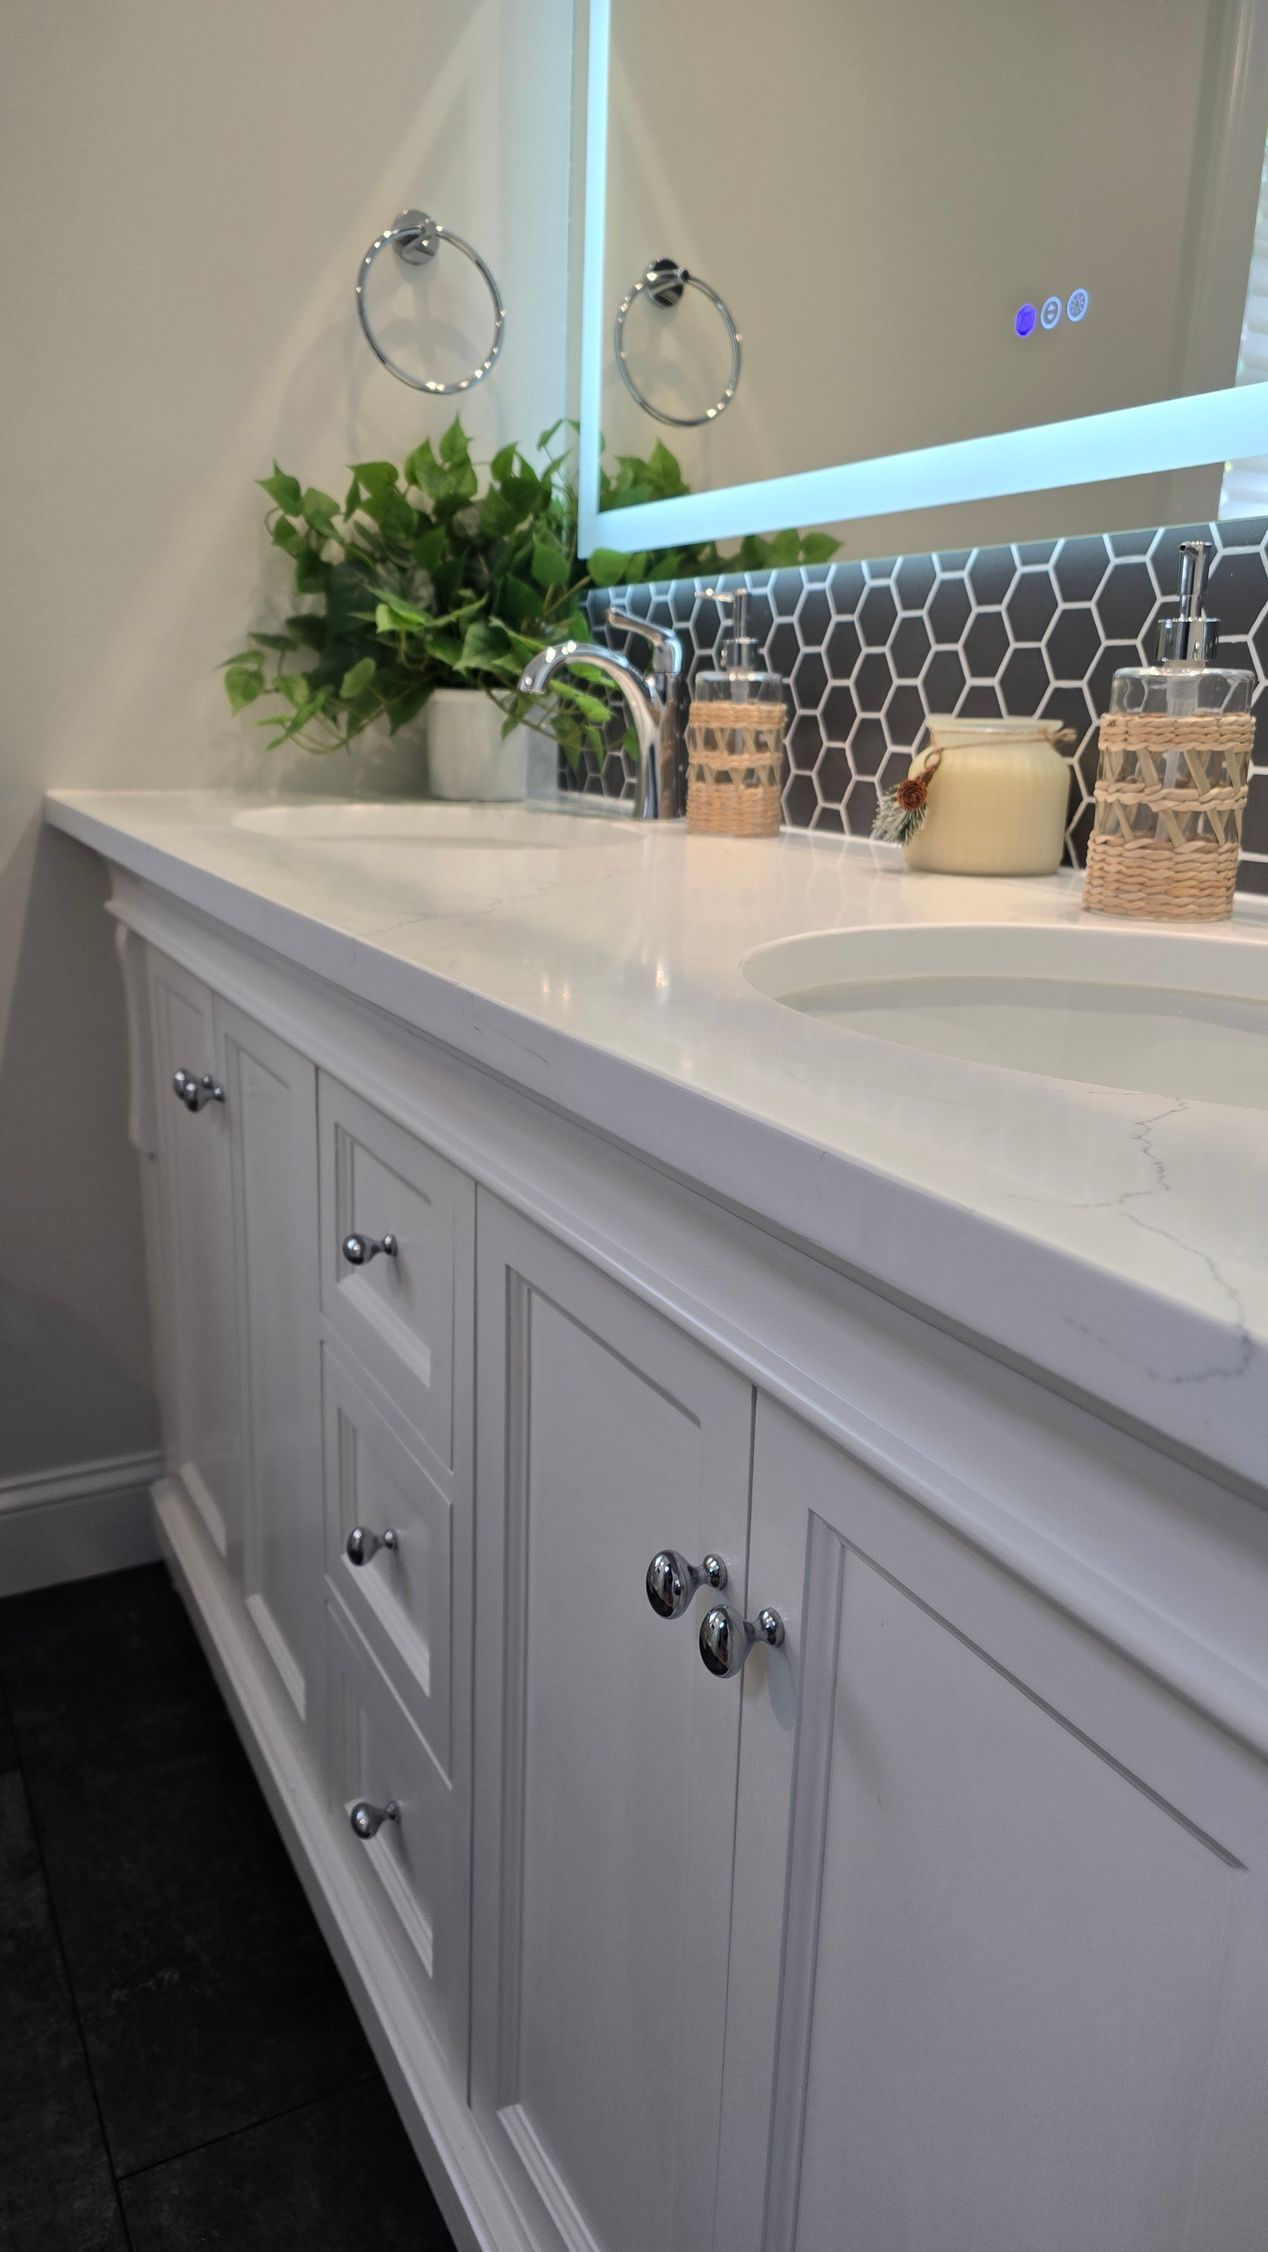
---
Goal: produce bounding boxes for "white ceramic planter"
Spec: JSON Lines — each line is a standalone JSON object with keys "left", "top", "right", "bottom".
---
{"left": 426, "top": 689, "right": 528, "bottom": 802}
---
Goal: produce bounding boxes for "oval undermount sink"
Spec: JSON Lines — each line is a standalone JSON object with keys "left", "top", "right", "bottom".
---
{"left": 233, "top": 802, "right": 627, "bottom": 847}
{"left": 742, "top": 924, "right": 1268, "bottom": 1112}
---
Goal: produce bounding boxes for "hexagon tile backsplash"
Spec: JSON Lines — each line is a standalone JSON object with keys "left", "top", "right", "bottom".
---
{"left": 584, "top": 517, "right": 1268, "bottom": 894}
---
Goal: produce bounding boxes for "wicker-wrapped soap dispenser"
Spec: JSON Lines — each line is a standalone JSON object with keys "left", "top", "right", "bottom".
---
{"left": 1083, "top": 540, "right": 1254, "bottom": 920}
{"left": 686, "top": 589, "right": 788, "bottom": 836}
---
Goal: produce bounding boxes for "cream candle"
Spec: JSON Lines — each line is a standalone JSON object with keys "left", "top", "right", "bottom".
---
{"left": 900, "top": 717, "right": 1073, "bottom": 876}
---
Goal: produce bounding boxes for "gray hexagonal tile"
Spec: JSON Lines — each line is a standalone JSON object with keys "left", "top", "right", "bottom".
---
{"left": 926, "top": 577, "right": 972, "bottom": 645}
{"left": 859, "top": 583, "right": 898, "bottom": 647}
{"left": 968, "top": 547, "right": 1016, "bottom": 606}
{"left": 999, "top": 645, "right": 1051, "bottom": 712}
{"left": 921, "top": 648, "right": 966, "bottom": 712}
{"left": 813, "top": 744, "right": 850, "bottom": 803}
{"left": 1095, "top": 561, "right": 1156, "bottom": 645}
{"left": 788, "top": 712, "right": 825, "bottom": 772}
{"left": 891, "top": 615, "right": 931, "bottom": 678}
{"left": 1053, "top": 536, "right": 1109, "bottom": 605}
{"left": 849, "top": 716, "right": 889, "bottom": 775}
{"left": 827, "top": 562, "right": 865, "bottom": 616}
{"left": 792, "top": 649, "right": 828, "bottom": 711}
{"left": 854, "top": 649, "right": 894, "bottom": 709}
{"left": 825, "top": 617, "right": 862, "bottom": 680}
{"left": 962, "top": 611, "right": 1009, "bottom": 680}
{"left": 820, "top": 683, "right": 857, "bottom": 742}
{"left": 1044, "top": 605, "right": 1101, "bottom": 683}
{"left": 895, "top": 555, "right": 937, "bottom": 611}
{"left": 1005, "top": 569, "right": 1059, "bottom": 645}
{"left": 794, "top": 586, "right": 832, "bottom": 645}
{"left": 1210, "top": 549, "right": 1268, "bottom": 638}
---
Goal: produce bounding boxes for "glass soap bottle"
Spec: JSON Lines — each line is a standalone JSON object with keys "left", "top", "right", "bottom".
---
{"left": 686, "top": 589, "right": 788, "bottom": 836}
{"left": 1083, "top": 539, "right": 1254, "bottom": 920}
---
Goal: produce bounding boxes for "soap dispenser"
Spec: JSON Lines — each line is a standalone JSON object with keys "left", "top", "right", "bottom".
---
{"left": 686, "top": 588, "right": 788, "bottom": 836}
{"left": 1083, "top": 539, "right": 1254, "bottom": 920}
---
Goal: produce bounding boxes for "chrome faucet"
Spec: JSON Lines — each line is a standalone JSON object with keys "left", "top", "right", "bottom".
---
{"left": 519, "top": 613, "right": 685, "bottom": 819}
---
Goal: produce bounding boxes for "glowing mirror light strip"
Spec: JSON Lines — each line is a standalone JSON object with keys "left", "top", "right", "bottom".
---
{"left": 577, "top": 0, "right": 1268, "bottom": 560}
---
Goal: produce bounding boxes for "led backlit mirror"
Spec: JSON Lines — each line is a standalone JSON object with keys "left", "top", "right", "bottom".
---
{"left": 577, "top": 0, "right": 1268, "bottom": 559}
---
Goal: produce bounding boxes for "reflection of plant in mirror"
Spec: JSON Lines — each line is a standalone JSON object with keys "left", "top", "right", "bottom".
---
{"left": 223, "top": 417, "right": 837, "bottom": 770}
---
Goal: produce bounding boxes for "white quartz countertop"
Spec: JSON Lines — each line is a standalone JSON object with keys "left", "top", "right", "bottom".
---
{"left": 45, "top": 788, "right": 1268, "bottom": 1491}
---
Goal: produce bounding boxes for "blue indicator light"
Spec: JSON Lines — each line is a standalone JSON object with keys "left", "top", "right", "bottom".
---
{"left": 1041, "top": 295, "right": 1062, "bottom": 330}
{"left": 1015, "top": 303, "right": 1037, "bottom": 339}
{"left": 1067, "top": 287, "right": 1090, "bottom": 323}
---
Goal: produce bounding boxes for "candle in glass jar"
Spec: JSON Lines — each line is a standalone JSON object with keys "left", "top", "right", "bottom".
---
{"left": 902, "top": 718, "right": 1072, "bottom": 875}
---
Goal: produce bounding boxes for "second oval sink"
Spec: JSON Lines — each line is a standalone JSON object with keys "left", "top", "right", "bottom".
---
{"left": 742, "top": 923, "right": 1268, "bottom": 1112}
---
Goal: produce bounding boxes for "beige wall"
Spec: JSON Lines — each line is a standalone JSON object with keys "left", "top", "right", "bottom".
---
{"left": 0, "top": 0, "right": 575, "bottom": 1482}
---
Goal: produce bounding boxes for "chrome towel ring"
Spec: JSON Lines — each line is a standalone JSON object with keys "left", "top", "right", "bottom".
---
{"left": 613, "top": 256, "right": 742, "bottom": 428}
{"left": 355, "top": 208, "right": 505, "bottom": 396}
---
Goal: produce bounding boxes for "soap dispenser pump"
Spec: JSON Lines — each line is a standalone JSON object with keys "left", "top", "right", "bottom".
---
{"left": 686, "top": 587, "right": 788, "bottom": 836}
{"left": 1083, "top": 538, "right": 1255, "bottom": 920}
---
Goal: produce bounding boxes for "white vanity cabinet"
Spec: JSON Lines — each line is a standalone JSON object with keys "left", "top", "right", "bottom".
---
{"left": 469, "top": 1199, "right": 753, "bottom": 2252}
{"left": 108, "top": 883, "right": 1268, "bottom": 2252}
{"left": 717, "top": 1401, "right": 1268, "bottom": 2252}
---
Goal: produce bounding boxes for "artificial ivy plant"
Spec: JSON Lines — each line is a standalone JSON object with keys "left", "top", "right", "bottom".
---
{"left": 223, "top": 417, "right": 837, "bottom": 771}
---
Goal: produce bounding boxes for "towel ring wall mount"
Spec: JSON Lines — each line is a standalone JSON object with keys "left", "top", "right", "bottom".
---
{"left": 614, "top": 256, "right": 742, "bottom": 428}
{"left": 355, "top": 209, "right": 505, "bottom": 396}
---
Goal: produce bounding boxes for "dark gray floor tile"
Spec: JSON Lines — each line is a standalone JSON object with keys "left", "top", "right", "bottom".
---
{"left": 0, "top": 1562, "right": 231, "bottom": 1780}
{"left": 0, "top": 2023, "right": 128, "bottom": 2252}
{"left": 122, "top": 2080, "right": 453, "bottom": 2251}
{"left": 0, "top": 1771, "right": 73, "bottom": 2059}
{"left": 0, "top": 1671, "right": 17, "bottom": 1771}
{"left": 24, "top": 1732, "right": 323, "bottom": 2006}
{"left": 80, "top": 1927, "right": 375, "bottom": 2176}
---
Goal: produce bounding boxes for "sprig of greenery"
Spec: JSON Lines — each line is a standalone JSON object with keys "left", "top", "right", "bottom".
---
{"left": 224, "top": 416, "right": 837, "bottom": 769}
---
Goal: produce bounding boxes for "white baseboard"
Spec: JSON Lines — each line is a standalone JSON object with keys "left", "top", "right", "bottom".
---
{"left": 0, "top": 1449, "right": 164, "bottom": 1597}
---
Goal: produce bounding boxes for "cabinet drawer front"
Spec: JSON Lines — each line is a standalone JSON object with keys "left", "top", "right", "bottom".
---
{"left": 147, "top": 951, "right": 240, "bottom": 1558}
{"left": 319, "top": 1077, "right": 470, "bottom": 1469}
{"left": 326, "top": 1600, "right": 465, "bottom": 2078}
{"left": 322, "top": 1342, "right": 452, "bottom": 1775}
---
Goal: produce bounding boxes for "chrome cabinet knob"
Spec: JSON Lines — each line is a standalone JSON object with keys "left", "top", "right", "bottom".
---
{"left": 346, "top": 1526, "right": 398, "bottom": 1567}
{"left": 699, "top": 1604, "right": 785, "bottom": 1678}
{"left": 349, "top": 1799, "right": 399, "bottom": 1840}
{"left": 645, "top": 1549, "right": 727, "bottom": 1620}
{"left": 341, "top": 1232, "right": 399, "bottom": 1266}
{"left": 173, "top": 1069, "right": 224, "bottom": 1112}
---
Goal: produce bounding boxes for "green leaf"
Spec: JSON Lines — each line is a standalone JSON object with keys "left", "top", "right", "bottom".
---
{"left": 259, "top": 464, "right": 302, "bottom": 514}
{"left": 343, "top": 473, "right": 364, "bottom": 517}
{"left": 501, "top": 574, "right": 543, "bottom": 629}
{"left": 351, "top": 459, "right": 399, "bottom": 496}
{"left": 587, "top": 547, "right": 632, "bottom": 587}
{"left": 386, "top": 683, "right": 432, "bottom": 734}
{"left": 376, "top": 485, "right": 418, "bottom": 541}
{"left": 249, "top": 631, "right": 297, "bottom": 652}
{"left": 439, "top": 416, "right": 471, "bottom": 468}
{"left": 274, "top": 672, "right": 314, "bottom": 707}
{"left": 287, "top": 614, "right": 327, "bottom": 651}
{"left": 490, "top": 441, "right": 518, "bottom": 483}
{"left": 294, "top": 545, "right": 327, "bottom": 595}
{"left": 800, "top": 531, "right": 841, "bottom": 564}
{"left": 340, "top": 656, "right": 377, "bottom": 699}
{"left": 270, "top": 516, "right": 305, "bottom": 558}
{"left": 224, "top": 662, "right": 265, "bottom": 713}
{"left": 301, "top": 486, "right": 339, "bottom": 536}
{"left": 769, "top": 529, "right": 801, "bottom": 567}
{"left": 531, "top": 536, "right": 570, "bottom": 590}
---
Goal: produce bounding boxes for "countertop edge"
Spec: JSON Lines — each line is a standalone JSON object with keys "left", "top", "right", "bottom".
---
{"left": 45, "top": 791, "right": 1266, "bottom": 1493}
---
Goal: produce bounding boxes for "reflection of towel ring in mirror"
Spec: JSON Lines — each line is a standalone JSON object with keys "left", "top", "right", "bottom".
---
{"left": 355, "top": 208, "right": 506, "bottom": 395}
{"left": 613, "top": 257, "right": 742, "bottom": 428}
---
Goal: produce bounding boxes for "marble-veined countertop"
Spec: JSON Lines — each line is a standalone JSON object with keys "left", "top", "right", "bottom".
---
{"left": 44, "top": 789, "right": 1268, "bottom": 1490}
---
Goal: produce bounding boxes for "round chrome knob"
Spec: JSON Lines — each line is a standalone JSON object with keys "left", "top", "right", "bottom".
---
{"left": 349, "top": 1799, "right": 399, "bottom": 1840}
{"left": 341, "top": 1232, "right": 399, "bottom": 1266}
{"left": 699, "top": 1604, "right": 785, "bottom": 1678}
{"left": 346, "top": 1526, "right": 398, "bottom": 1567}
{"left": 645, "top": 1550, "right": 727, "bottom": 1620}
{"left": 173, "top": 1069, "right": 223, "bottom": 1112}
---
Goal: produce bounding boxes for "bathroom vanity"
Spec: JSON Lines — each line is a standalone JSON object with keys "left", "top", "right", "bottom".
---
{"left": 44, "top": 791, "right": 1268, "bottom": 2252}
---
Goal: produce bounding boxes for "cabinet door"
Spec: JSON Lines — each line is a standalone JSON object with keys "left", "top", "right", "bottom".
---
{"left": 718, "top": 1399, "right": 1268, "bottom": 2252}
{"left": 472, "top": 1197, "right": 753, "bottom": 2252}
{"left": 147, "top": 951, "right": 240, "bottom": 1561}
{"left": 217, "top": 998, "right": 323, "bottom": 1748}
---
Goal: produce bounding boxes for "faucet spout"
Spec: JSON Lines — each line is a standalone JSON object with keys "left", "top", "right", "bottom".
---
{"left": 518, "top": 639, "right": 679, "bottom": 819}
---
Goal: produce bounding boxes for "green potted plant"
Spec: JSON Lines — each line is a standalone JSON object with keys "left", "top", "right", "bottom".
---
{"left": 224, "top": 417, "right": 836, "bottom": 795}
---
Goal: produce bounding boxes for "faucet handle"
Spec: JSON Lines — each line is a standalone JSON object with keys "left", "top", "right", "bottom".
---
{"left": 605, "top": 607, "right": 683, "bottom": 688}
